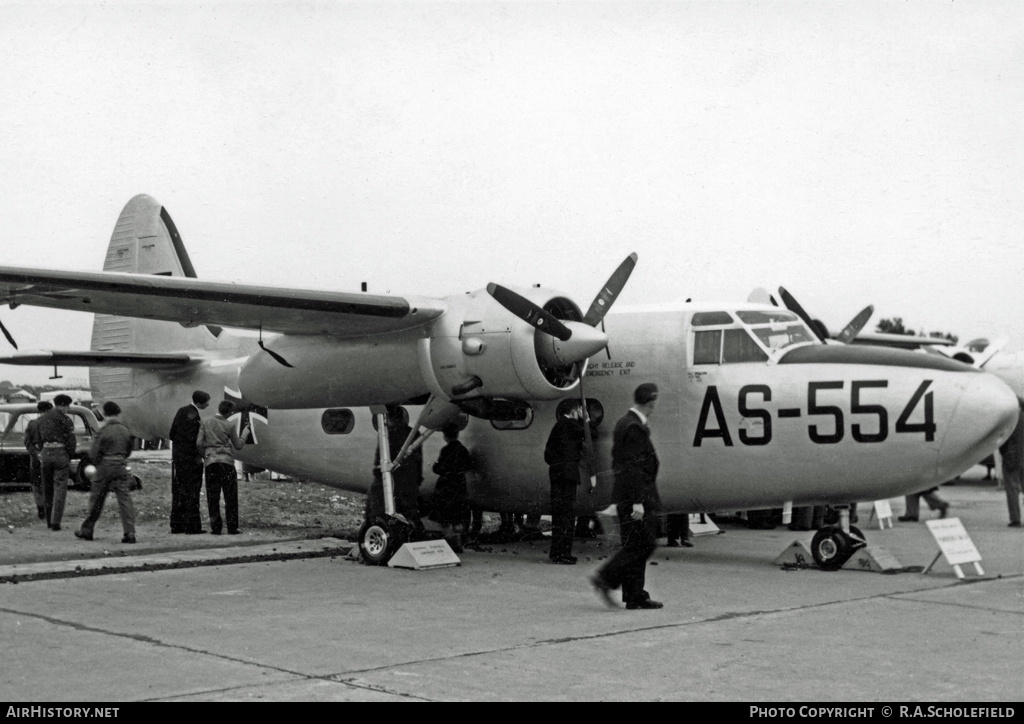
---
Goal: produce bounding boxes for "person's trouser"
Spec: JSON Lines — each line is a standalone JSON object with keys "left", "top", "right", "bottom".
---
{"left": 598, "top": 512, "right": 658, "bottom": 603}
{"left": 29, "top": 454, "right": 44, "bottom": 512}
{"left": 171, "top": 458, "right": 204, "bottom": 532}
{"left": 549, "top": 477, "right": 578, "bottom": 559}
{"left": 1005, "top": 467, "right": 1022, "bottom": 525}
{"left": 39, "top": 448, "right": 70, "bottom": 526}
{"left": 80, "top": 463, "right": 136, "bottom": 538}
{"left": 904, "top": 490, "right": 946, "bottom": 518}
{"left": 665, "top": 512, "right": 690, "bottom": 542}
{"left": 205, "top": 462, "right": 239, "bottom": 534}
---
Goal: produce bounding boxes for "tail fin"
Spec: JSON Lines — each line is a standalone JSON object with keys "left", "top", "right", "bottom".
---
{"left": 90, "top": 195, "right": 220, "bottom": 398}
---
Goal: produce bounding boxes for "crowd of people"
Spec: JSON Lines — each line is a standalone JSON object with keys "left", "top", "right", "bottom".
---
{"left": 21, "top": 383, "right": 1023, "bottom": 613}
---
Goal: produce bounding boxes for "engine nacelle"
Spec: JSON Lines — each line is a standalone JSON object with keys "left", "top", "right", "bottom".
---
{"left": 418, "top": 287, "right": 584, "bottom": 405}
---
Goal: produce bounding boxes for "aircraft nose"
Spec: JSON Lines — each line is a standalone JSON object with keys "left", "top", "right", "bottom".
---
{"left": 938, "top": 373, "right": 1021, "bottom": 481}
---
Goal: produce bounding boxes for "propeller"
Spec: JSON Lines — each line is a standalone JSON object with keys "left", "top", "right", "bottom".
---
{"left": 257, "top": 324, "right": 293, "bottom": 368}
{"left": 487, "top": 254, "right": 639, "bottom": 489}
{"left": 778, "top": 287, "right": 873, "bottom": 345}
{"left": 0, "top": 317, "right": 18, "bottom": 350}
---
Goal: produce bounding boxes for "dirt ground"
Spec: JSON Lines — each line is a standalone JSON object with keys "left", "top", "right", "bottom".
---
{"left": 0, "top": 452, "right": 369, "bottom": 565}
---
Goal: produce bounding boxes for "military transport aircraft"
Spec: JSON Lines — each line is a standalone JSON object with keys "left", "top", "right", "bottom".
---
{"left": 0, "top": 195, "right": 1018, "bottom": 569}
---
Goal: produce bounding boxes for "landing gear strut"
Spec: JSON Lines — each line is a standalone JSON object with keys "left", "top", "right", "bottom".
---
{"left": 810, "top": 506, "right": 867, "bottom": 571}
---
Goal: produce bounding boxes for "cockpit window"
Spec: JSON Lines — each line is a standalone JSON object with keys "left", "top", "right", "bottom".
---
{"left": 692, "top": 311, "right": 734, "bottom": 326}
{"left": 749, "top": 323, "right": 813, "bottom": 351}
{"left": 722, "top": 329, "right": 768, "bottom": 363}
{"left": 736, "top": 310, "right": 798, "bottom": 325}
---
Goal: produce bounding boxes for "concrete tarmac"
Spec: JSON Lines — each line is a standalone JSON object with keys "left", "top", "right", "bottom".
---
{"left": 1, "top": 468, "right": 1022, "bottom": 702}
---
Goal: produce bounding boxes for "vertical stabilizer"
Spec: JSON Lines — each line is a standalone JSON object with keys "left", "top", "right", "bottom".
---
{"left": 90, "top": 195, "right": 219, "bottom": 400}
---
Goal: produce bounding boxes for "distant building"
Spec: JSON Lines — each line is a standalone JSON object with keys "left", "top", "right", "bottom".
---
{"left": 5, "top": 389, "right": 37, "bottom": 404}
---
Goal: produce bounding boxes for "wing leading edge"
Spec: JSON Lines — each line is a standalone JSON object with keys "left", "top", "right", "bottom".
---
{"left": 0, "top": 266, "right": 445, "bottom": 336}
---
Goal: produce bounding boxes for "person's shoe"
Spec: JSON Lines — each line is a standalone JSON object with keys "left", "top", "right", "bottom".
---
{"left": 665, "top": 539, "right": 680, "bottom": 547}
{"left": 1008, "top": 522, "right": 1021, "bottom": 528}
{"left": 680, "top": 539, "right": 694, "bottom": 548}
{"left": 626, "top": 599, "right": 664, "bottom": 610}
{"left": 938, "top": 504, "right": 949, "bottom": 519}
{"left": 590, "top": 575, "right": 616, "bottom": 608}
{"left": 897, "top": 515, "right": 918, "bottom": 522}
{"left": 74, "top": 530, "right": 92, "bottom": 541}
{"left": 549, "top": 556, "right": 577, "bottom": 565}
{"left": 228, "top": 530, "right": 242, "bottom": 535}
{"left": 49, "top": 524, "right": 61, "bottom": 531}
{"left": 121, "top": 535, "right": 136, "bottom": 544}
{"left": 185, "top": 529, "right": 207, "bottom": 535}
{"left": 36, "top": 507, "right": 45, "bottom": 520}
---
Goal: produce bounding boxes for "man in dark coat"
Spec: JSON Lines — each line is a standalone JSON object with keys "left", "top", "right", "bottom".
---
{"left": 431, "top": 423, "right": 473, "bottom": 552}
{"left": 168, "top": 390, "right": 210, "bottom": 534}
{"left": 544, "top": 402, "right": 586, "bottom": 564}
{"left": 37, "top": 394, "right": 76, "bottom": 530}
{"left": 592, "top": 383, "right": 663, "bottom": 610}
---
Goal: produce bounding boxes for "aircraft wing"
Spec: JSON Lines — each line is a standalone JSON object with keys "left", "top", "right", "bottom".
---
{"left": 850, "top": 332, "right": 955, "bottom": 350}
{"left": 0, "top": 266, "right": 445, "bottom": 336}
{"left": 0, "top": 350, "right": 194, "bottom": 369}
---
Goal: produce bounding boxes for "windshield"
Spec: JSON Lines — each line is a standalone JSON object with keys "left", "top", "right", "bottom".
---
{"left": 737, "top": 310, "right": 815, "bottom": 352}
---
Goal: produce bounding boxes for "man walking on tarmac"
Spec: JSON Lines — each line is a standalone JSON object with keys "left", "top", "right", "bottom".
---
{"left": 75, "top": 401, "right": 137, "bottom": 543}
{"left": 591, "top": 383, "right": 663, "bottom": 610}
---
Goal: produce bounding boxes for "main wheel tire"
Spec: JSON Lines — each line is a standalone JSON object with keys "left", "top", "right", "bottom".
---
{"left": 358, "top": 516, "right": 410, "bottom": 566}
{"left": 811, "top": 526, "right": 854, "bottom": 571}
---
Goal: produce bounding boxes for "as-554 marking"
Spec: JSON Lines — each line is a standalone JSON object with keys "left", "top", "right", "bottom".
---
{"left": 693, "top": 380, "right": 935, "bottom": 447}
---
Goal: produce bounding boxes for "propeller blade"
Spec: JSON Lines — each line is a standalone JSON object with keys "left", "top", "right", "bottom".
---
{"left": 486, "top": 283, "right": 573, "bottom": 341}
{"left": 582, "top": 253, "right": 638, "bottom": 327}
{"left": 778, "top": 287, "right": 827, "bottom": 343}
{"left": 835, "top": 305, "right": 875, "bottom": 345}
{"left": 0, "top": 318, "right": 18, "bottom": 350}
{"left": 258, "top": 339, "right": 293, "bottom": 368}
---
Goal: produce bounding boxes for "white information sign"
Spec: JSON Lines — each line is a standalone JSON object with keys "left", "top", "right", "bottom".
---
{"left": 924, "top": 518, "right": 984, "bottom": 578}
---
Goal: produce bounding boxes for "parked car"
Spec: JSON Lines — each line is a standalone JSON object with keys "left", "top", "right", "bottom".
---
{"left": 0, "top": 403, "right": 102, "bottom": 489}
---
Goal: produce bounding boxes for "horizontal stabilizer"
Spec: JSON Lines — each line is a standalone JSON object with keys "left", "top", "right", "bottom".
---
{"left": 0, "top": 350, "right": 194, "bottom": 369}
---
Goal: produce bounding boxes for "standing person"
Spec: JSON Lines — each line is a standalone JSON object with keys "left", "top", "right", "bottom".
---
{"left": 169, "top": 390, "right": 210, "bottom": 534}
{"left": 544, "top": 402, "right": 586, "bottom": 564}
{"left": 74, "top": 402, "right": 137, "bottom": 543}
{"left": 999, "top": 400, "right": 1024, "bottom": 528}
{"left": 591, "top": 383, "right": 664, "bottom": 610}
{"left": 665, "top": 512, "right": 693, "bottom": 547}
{"left": 365, "top": 406, "right": 423, "bottom": 527}
{"left": 431, "top": 423, "right": 472, "bottom": 552}
{"left": 898, "top": 487, "right": 949, "bottom": 522}
{"left": 37, "top": 394, "right": 76, "bottom": 531}
{"left": 196, "top": 400, "right": 250, "bottom": 535}
{"left": 24, "top": 400, "right": 53, "bottom": 521}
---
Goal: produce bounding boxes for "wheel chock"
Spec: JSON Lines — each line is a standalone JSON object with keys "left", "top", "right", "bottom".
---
{"left": 841, "top": 546, "right": 903, "bottom": 573}
{"left": 387, "top": 539, "right": 461, "bottom": 570}
{"left": 774, "top": 540, "right": 816, "bottom": 568}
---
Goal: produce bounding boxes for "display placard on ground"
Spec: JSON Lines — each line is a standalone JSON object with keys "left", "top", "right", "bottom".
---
{"left": 923, "top": 517, "right": 984, "bottom": 579}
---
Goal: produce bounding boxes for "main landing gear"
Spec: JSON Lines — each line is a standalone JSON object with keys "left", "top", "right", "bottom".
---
{"left": 358, "top": 514, "right": 414, "bottom": 566}
{"left": 809, "top": 506, "right": 867, "bottom": 571}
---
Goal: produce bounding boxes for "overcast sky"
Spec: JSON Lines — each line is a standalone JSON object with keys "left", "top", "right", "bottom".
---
{"left": 1, "top": 1, "right": 1021, "bottom": 387}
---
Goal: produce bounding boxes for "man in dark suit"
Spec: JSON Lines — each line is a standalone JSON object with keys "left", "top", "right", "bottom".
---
{"left": 544, "top": 402, "right": 586, "bottom": 564}
{"left": 591, "top": 383, "right": 663, "bottom": 610}
{"left": 168, "top": 390, "right": 210, "bottom": 534}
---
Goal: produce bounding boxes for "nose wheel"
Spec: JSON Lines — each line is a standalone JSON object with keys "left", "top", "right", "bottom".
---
{"left": 810, "top": 524, "right": 866, "bottom": 571}
{"left": 358, "top": 515, "right": 412, "bottom": 566}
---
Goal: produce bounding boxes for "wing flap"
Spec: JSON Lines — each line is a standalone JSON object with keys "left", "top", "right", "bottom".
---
{"left": 0, "top": 267, "right": 445, "bottom": 336}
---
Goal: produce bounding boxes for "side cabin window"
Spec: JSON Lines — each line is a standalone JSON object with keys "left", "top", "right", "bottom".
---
{"left": 490, "top": 403, "right": 534, "bottom": 431}
{"left": 321, "top": 408, "right": 356, "bottom": 435}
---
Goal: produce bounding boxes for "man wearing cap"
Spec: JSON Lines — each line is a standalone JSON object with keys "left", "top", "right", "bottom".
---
{"left": 24, "top": 400, "right": 53, "bottom": 521}
{"left": 591, "top": 382, "right": 663, "bottom": 610}
{"left": 36, "top": 394, "right": 77, "bottom": 530}
{"left": 75, "top": 401, "right": 137, "bottom": 543}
